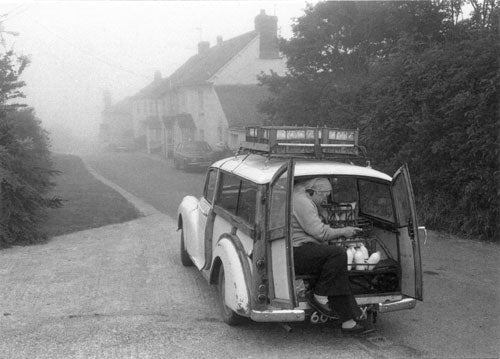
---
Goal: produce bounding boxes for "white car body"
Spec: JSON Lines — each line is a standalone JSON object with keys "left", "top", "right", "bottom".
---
{"left": 178, "top": 153, "right": 423, "bottom": 324}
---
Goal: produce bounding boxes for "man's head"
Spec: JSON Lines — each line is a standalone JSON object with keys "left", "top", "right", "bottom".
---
{"left": 304, "top": 177, "right": 332, "bottom": 206}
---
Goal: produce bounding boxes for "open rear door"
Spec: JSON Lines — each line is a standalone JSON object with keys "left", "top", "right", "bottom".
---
{"left": 391, "top": 164, "right": 423, "bottom": 300}
{"left": 266, "top": 159, "right": 296, "bottom": 308}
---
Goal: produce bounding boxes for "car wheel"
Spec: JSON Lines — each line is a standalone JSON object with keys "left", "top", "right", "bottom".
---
{"left": 218, "top": 265, "right": 243, "bottom": 326}
{"left": 180, "top": 228, "right": 193, "bottom": 267}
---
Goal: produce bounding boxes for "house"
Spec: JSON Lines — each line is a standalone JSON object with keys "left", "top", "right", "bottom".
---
{"left": 130, "top": 71, "right": 165, "bottom": 153}
{"left": 133, "top": 9, "right": 287, "bottom": 157}
{"left": 99, "top": 92, "right": 135, "bottom": 150}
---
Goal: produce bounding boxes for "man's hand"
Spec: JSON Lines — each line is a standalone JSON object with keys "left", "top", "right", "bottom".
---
{"left": 343, "top": 227, "right": 362, "bottom": 238}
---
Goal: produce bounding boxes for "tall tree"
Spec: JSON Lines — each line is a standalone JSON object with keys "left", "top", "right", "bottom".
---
{"left": 258, "top": 1, "right": 499, "bottom": 240}
{"left": 0, "top": 48, "right": 61, "bottom": 247}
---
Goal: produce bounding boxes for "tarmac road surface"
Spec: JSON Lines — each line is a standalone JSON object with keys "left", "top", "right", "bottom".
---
{"left": 0, "top": 152, "right": 498, "bottom": 358}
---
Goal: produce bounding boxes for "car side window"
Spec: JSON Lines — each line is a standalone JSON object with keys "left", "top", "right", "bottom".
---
{"left": 216, "top": 173, "right": 240, "bottom": 215}
{"left": 204, "top": 169, "right": 217, "bottom": 204}
{"left": 215, "top": 173, "right": 257, "bottom": 224}
{"left": 238, "top": 179, "right": 257, "bottom": 224}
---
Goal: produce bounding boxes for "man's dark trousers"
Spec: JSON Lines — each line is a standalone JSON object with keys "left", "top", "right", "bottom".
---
{"left": 294, "top": 242, "right": 361, "bottom": 321}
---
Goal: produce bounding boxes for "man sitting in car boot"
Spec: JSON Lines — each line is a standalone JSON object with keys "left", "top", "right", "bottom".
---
{"left": 292, "top": 177, "right": 374, "bottom": 334}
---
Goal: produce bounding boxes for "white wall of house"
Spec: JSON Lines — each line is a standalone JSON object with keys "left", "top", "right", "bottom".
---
{"left": 210, "top": 36, "right": 287, "bottom": 86}
{"left": 172, "top": 86, "right": 229, "bottom": 148}
{"left": 131, "top": 99, "right": 148, "bottom": 139}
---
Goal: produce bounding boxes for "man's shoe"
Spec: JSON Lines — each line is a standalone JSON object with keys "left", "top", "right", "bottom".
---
{"left": 341, "top": 323, "right": 375, "bottom": 335}
{"left": 307, "top": 292, "right": 337, "bottom": 318}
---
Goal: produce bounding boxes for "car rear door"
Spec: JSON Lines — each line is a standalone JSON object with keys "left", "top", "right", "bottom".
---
{"left": 391, "top": 164, "right": 423, "bottom": 300}
{"left": 193, "top": 168, "right": 217, "bottom": 269}
{"left": 266, "top": 159, "right": 296, "bottom": 308}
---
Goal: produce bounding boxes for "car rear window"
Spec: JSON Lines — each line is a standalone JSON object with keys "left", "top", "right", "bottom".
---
{"left": 183, "top": 141, "right": 211, "bottom": 152}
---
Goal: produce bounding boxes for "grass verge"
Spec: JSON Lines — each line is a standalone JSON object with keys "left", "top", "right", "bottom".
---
{"left": 41, "top": 153, "right": 142, "bottom": 238}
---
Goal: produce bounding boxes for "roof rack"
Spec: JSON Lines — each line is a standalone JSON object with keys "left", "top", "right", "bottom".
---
{"left": 239, "top": 126, "right": 367, "bottom": 162}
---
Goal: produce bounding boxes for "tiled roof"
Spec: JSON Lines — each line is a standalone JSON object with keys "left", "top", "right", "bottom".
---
{"left": 215, "top": 85, "right": 269, "bottom": 129}
{"left": 133, "top": 79, "right": 166, "bottom": 100}
{"left": 167, "top": 31, "right": 258, "bottom": 87}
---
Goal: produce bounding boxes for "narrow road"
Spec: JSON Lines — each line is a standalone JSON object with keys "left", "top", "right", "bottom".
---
{"left": 86, "top": 152, "right": 206, "bottom": 218}
{"left": 0, "top": 151, "right": 498, "bottom": 358}
{"left": 86, "top": 152, "right": 500, "bottom": 359}
{"left": 87, "top": 154, "right": 500, "bottom": 358}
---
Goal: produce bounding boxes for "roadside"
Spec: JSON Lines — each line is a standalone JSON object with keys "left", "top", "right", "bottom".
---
{"left": 41, "top": 153, "right": 141, "bottom": 238}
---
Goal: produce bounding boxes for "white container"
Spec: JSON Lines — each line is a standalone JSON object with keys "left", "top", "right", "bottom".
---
{"left": 367, "top": 251, "right": 381, "bottom": 270}
{"left": 346, "top": 246, "right": 355, "bottom": 271}
{"left": 354, "top": 249, "right": 367, "bottom": 270}
{"left": 359, "top": 243, "right": 369, "bottom": 260}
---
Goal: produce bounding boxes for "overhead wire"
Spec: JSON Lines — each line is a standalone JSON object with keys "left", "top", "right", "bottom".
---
{"left": 20, "top": 10, "right": 151, "bottom": 81}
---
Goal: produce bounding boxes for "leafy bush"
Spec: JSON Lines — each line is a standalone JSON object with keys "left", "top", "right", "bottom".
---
{"left": 361, "top": 33, "right": 499, "bottom": 240}
{"left": 0, "top": 50, "right": 62, "bottom": 247}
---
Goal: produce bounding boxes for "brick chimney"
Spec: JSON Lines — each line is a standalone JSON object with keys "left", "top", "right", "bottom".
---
{"left": 198, "top": 41, "right": 210, "bottom": 55}
{"left": 254, "top": 9, "right": 279, "bottom": 59}
{"left": 216, "top": 35, "right": 223, "bottom": 46}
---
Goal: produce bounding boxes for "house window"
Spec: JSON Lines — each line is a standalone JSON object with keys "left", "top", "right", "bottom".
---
{"left": 198, "top": 89, "right": 204, "bottom": 115}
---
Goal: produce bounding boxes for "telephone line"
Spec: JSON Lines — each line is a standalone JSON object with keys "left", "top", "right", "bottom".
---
{"left": 25, "top": 13, "right": 151, "bottom": 81}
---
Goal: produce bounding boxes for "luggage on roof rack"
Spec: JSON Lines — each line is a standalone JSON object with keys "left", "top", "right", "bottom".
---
{"left": 239, "top": 126, "right": 366, "bottom": 161}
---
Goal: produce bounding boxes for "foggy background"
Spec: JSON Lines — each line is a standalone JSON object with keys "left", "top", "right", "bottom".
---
{"left": 0, "top": 1, "right": 316, "bottom": 153}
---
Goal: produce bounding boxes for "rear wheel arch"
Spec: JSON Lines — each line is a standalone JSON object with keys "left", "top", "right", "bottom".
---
{"left": 211, "top": 234, "right": 252, "bottom": 317}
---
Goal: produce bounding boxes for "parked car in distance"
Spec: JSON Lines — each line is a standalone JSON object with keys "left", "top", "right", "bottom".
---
{"left": 177, "top": 126, "right": 425, "bottom": 326}
{"left": 174, "top": 141, "right": 214, "bottom": 170}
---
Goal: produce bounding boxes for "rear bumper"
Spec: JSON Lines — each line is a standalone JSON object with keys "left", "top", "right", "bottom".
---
{"left": 250, "top": 297, "right": 416, "bottom": 322}
{"left": 186, "top": 160, "right": 212, "bottom": 167}
{"left": 250, "top": 309, "right": 305, "bottom": 322}
{"left": 378, "top": 297, "right": 417, "bottom": 313}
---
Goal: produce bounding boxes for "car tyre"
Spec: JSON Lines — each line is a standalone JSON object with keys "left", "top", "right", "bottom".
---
{"left": 218, "top": 265, "right": 244, "bottom": 326}
{"left": 180, "top": 228, "right": 193, "bottom": 267}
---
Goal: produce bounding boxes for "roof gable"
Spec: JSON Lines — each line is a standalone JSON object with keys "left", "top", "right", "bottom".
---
{"left": 215, "top": 84, "right": 269, "bottom": 128}
{"left": 168, "top": 31, "right": 258, "bottom": 87}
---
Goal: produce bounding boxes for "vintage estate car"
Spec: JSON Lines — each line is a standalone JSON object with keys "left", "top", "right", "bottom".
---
{"left": 173, "top": 140, "right": 215, "bottom": 170}
{"left": 177, "top": 126, "right": 424, "bottom": 325}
